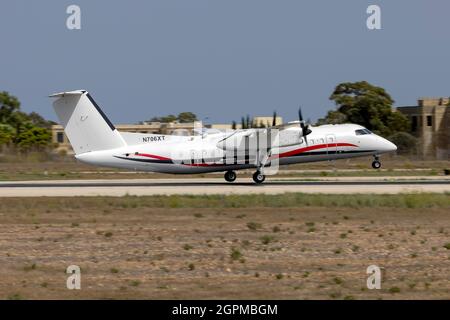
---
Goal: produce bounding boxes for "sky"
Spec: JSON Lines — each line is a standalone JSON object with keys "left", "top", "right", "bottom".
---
{"left": 1, "top": 0, "right": 449, "bottom": 125}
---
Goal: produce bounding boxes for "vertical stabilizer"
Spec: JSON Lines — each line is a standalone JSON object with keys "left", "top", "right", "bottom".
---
{"left": 50, "top": 90, "right": 126, "bottom": 154}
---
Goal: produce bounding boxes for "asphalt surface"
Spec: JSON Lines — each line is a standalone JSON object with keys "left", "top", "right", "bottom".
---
{"left": 0, "top": 177, "right": 449, "bottom": 196}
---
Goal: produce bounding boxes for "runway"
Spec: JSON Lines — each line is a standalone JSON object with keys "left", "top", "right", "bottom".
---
{"left": 0, "top": 177, "right": 449, "bottom": 197}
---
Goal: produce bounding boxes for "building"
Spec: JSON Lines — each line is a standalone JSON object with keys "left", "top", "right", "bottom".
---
{"left": 253, "top": 116, "right": 283, "bottom": 127}
{"left": 210, "top": 116, "right": 283, "bottom": 130}
{"left": 397, "top": 97, "right": 450, "bottom": 160}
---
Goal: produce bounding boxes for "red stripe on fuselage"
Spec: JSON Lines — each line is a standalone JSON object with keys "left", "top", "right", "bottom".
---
{"left": 134, "top": 153, "right": 171, "bottom": 161}
{"left": 275, "top": 143, "right": 358, "bottom": 159}
{"left": 183, "top": 163, "right": 226, "bottom": 167}
{"left": 132, "top": 142, "right": 358, "bottom": 164}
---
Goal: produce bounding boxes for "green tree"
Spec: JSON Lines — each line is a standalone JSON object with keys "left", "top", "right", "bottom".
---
{"left": 148, "top": 112, "right": 198, "bottom": 123}
{"left": 316, "top": 110, "right": 347, "bottom": 125}
{"left": 321, "top": 81, "right": 410, "bottom": 136}
{"left": 15, "top": 126, "right": 51, "bottom": 151}
{"left": 246, "top": 115, "right": 251, "bottom": 129}
{"left": 0, "top": 91, "right": 52, "bottom": 151}
{"left": 388, "top": 132, "right": 418, "bottom": 155}
{"left": 0, "top": 124, "right": 14, "bottom": 146}
{"left": 0, "top": 91, "right": 21, "bottom": 124}
{"left": 241, "top": 116, "right": 246, "bottom": 129}
{"left": 28, "top": 112, "right": 55, "bottom": 129}
{"left": 149, "top": 114, "right": 177, "bottom": 123}
{"left": 177, "top": 112, "right": 197, "bottom": 123}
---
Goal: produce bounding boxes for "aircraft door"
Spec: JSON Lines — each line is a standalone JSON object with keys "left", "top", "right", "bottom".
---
{"left": 190, "top": 150, "right": 199, "bottom": 165}
{"left": 326, "top": 134, "right": 337, "bottom": 155}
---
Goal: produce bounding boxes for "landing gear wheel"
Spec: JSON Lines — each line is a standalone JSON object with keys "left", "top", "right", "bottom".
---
{"left": 224, "top": 171, "right": 237, "bottom": 182}
{"left": 372, "top": 160, "right": 381, "bottom": 169}
{"left": 252, "top": 171, "right": 266, "bottom": 184}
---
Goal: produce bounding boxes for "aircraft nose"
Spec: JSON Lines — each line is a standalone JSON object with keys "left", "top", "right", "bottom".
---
{"left": 381, "top": 138, "right": 397, "bottom": 152}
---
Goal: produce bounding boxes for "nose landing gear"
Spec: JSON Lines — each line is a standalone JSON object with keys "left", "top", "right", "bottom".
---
{"left": 252, "top": 171, "right": 266, "bottom": 184}
{"left": 372, "top": 156, "right": 381, "bottom": 169}
{"left": 224, "top": 170, "right": 237, "bottom": 182}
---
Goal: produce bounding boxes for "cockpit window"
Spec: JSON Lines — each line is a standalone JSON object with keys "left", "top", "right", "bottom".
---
{"left": 355, "top": 129, "right": 372, "bottom": 135}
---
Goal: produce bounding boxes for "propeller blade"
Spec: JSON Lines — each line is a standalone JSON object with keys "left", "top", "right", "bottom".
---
{"left": 298, "top": 106, "right": 312, "bottom": 145}
{"left": 272, "top": 111, "right": 277, "bottom": 127}
{"left": 298, "top": 107, "right": 304, "bottom": 127}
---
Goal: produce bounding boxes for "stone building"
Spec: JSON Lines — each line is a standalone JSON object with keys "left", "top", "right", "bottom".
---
{"left": 397, "top": 97, "right": 450, "bottom": 160}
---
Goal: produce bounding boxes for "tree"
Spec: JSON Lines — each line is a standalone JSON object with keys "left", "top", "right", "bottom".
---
{"left": 15, "top": 126, "right": 51, "bottom": 151}
{"left": 321, "top": 81, "right": 410, "bottom": 136}
{"left": 0, "top": 124, "right": 14, "bottom": 146}
{"left": 177, "top": 112, "right": 197, "bottom": 123}
{"left": 149, "top": 114, "right": 177, "bottom": 123}
{"left": 148, "top": 112, "right": 198, "bottom": 123}
{"left": 246, "top": 115, "right": 251, "bottom": 129}
{"left": 0, "top": 91, "right": 21, "bottom": 124}
{"left": 0, "top": 91, "right": 52, "bottom": 151}
{"left": 316, "top": 110, "right": 347, "bottom": 125}
{"left": 28, "top": 112, "right": 55, "bottom": 129}
{"left": 241, "top": 117, "right": 246, "bottom": 129}
{"left": 388, "top": 132, "right": 418, "bottom": 155}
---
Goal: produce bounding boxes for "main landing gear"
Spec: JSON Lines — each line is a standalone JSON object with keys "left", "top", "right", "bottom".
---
{"left": 224, "top": 170, "right": 237, "bottom": 182}
{"left": 372, "top": 155, "right": 381, "bottom": 169}
{"left": 223, "top": 170, "right": 266, "bottom": 184}
{"left": 252, "top": 171, "right": 266, "bottom": 184}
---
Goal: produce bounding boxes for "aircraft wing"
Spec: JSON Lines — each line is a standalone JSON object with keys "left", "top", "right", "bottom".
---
{"left": 267, "top": 121, "right": 300, "bottom": 130}
{"left": 217, "top": 129, "right": 256, "bottom": 143}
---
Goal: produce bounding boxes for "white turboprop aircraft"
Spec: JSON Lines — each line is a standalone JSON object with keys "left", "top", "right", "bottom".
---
{"left": 50, "top": 90, "right": 397, "bottom": 184}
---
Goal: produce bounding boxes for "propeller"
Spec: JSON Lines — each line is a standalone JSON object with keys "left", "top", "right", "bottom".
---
{"left": 272, "top": 111, "right": 277, "bottom": 127}
{"left": 298, "top": 106, "right": 312, "bottom": 145}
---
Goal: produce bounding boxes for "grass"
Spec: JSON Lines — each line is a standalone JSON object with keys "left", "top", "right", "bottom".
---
{"left": 8, "top": 293, "right": 24, "bottom": 300}
{"left": 129, "top": 280, "right": 140, "bottom": 287}
{"left": 247, "top": 222, "right": 262, "bottom": 231}
{"left": 389, "top": 287, "right": 401, "bottom": 294}
{"left": 0, "top": 194, "right": 448, "bottom": 212}
{"left": 0, "top": 195, "right": 448, "bottom": 300}
{"left": 230, "top": 248, "right": 243, "bottom": 261}
{"left": 260, "top": 235, "right": 276, "bottom": 245}
{"left": 23, "top": 263, "right": 37, "bottom": 271}
{"left": 0, "top": 156, "right": 448, "bottom": 181}
{"left": 333, "top": 277, "right": 343, "bottom": 285}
